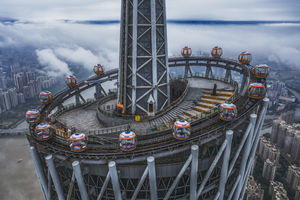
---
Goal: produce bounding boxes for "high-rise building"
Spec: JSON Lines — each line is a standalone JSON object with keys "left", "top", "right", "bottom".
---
{"left": 8, "top": 87, "right": 18, "bottom": 108}
{"left": 26, "top": 1, "right": 269, "bottom": 200}
{"left": 295, "top": 186, "right": 300, "bottom": 200}
{"left": 243, "top": 175, "right": 264, "bottom": 200}
{"left": 3, "top": 91, "right": 11, "bottom": 110}
{"left": 14, "top": 72, "right": 26, "bottom": 91}
{"left": 0, "top": 76, "right": 7, "bottom": 90}
{"left": 26, "top": 71, "right": 35, "bottom": 83}
{"left": 0, "top": 92, "right": 5, "bottom": 112}
{"left": 287, "top": 165, "right": 300, "bottom": 190}
{"left": 17, "top": 93, "right": 25, "bottom": 104}
{"left": 269, "top": 181, "right": 289, "bottom": 200}
{"left": 280, "top": 111, "right": 295, "bottom": 125}
{"left": 258, "top": 137, "right": 280, "bottom": 164}
{"left": 262, "top": 159, "right": 277, "bottom": 181}
{"left": 270, "top": 118, "right": 300, "bottom": 161}
{"left": 22, "top": 85, "right": 31, "bottom": 98}
{"left": 28, "top": 80, "right": 41, "bottom": 97}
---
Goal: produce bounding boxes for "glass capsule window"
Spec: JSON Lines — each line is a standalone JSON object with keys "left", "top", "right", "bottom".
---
{"left": 219, "top": 103, "right": 237, "bottom": 121}
{"left": 35, "top": 123, "right": 52, "bottom": 140}
{"left": 119, "top": 131, "right": 137, "bottom": 151}
{"left": 172, "top": 120, "right": 191, "bottom": 140}
{"left": 247, "top": 83, "right": 266, "bottom": 99}
{"left": 26, "top": 109, "right": 41, "bottom": 124}
{"left": 254, "top": 65, "right": 269, "bottom": 78}
{"left": 69, "top": 133, "right": 87, "bottom": 152}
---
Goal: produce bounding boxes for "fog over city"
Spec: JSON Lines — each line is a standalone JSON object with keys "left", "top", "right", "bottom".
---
{"left": 0, "top": 0, "right": 300, "bottom": 199}
{"left": 0, "top": 0, "right": 300, "bottom": 78}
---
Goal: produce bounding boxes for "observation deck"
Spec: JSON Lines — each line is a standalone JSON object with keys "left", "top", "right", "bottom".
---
{"left": 26, "top": 55, "right": 269, "bottom": 200}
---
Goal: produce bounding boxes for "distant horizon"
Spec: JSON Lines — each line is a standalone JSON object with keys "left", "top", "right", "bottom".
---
{"left": 1, "top": 18, "right": 300, "bottom": 25}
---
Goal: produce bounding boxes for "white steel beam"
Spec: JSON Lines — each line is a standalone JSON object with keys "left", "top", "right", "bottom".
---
{"left": 190, "top": 145, "right": 199, "bottom": 200}
{"left": 46, "top": 155, "right": 65, "bottom": 200}
{"left": 30, "top": 146, "right": 48, "bottom": 199}
{"left": 72, "top": 161, "right": 89, "bottom": 200}
{"left": 109, "top": 161, "right": 122, "bottom": 200}
{"left": 218, "top": 130, "right": 233, "bottom": 200}
{"left": 148, "top": 156, "right": 158, "bottom": 200}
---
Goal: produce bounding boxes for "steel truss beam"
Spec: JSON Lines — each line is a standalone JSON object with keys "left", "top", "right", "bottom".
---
{"left": 227, "top": 98, "right": 269, "bottom": 200}
{"left": 119, "top": 0, "right": 169, "bottom": 114}
{"left": 31, "top": 100, "right": 267, "bottom": 199}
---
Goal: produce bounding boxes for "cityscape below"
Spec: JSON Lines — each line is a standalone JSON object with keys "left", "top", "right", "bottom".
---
{"left": 1, "top": 1, "right": 300, "bottom": 200}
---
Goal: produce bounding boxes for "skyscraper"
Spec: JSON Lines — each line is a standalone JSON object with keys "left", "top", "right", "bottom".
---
{"left": 26, "top": 1, "right": 269, "bottom": 200}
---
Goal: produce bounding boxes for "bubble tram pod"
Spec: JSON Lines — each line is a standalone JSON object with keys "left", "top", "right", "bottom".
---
{"left": 211, "top": 46, "right": 223, "bottom": 58}
{"left": 65, "top": 75, "right": 77, "bottom": 87}
{"left": 238, "top": 51, "right": 252, "bottom": 64}
{"left": 69, "top": 133, "right": 87, "bottom": 152}
{"left": 181, "top": 46, "right": 192, "bottom": 58}
{"left": 172, "top": 120, "right": 191, "bottom": 140}
{"left": 39, "top": 91, "right": 53, "bottom": 104}
{"left": 94, "top": 64, "right": 105, "bottom": 75}
{"left": 119, "top": 131, "right": 137, "bottom": 151}
{"left": 35, "top": 123, "right": 52, "bottom": 141}
{"left": 26, "top": 109, "right": 41, "bottom": 124}
{"left": 254, "top": 64, "right": 269, "bottom": 78}
{"left": 219, "top": 102, "right": 237, "bottom": 121}
{"left": 247, "top": 83, "right": 266, "bottom": 99}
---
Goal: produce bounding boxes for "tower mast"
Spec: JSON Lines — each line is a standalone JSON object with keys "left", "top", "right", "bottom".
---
{"left": 118, "top": 0, "right": 170, "bottom": 115}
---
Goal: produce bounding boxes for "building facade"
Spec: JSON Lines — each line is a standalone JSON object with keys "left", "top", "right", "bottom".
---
{"left": 243, "top": 175, "right": 264, "bottom": 200}
{"left": 269, "top": 181, "right": 289, "bottom": 200}
{"left": 262, "top": 159, "right": 277, "bottom": 181}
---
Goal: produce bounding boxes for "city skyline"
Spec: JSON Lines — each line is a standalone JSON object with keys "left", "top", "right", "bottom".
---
{"left": 1, "top": 1, "right": 300, "bottom": 80}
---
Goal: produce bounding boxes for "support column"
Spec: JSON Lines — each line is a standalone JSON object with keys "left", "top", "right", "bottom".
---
{"left": 72, "top": 161, "right": 89, "bottom": 200}
{"left": 225, "top": 68, "right": 232, "bottom": 82}
{"left": 151, "top": 0, "right": 158, "bottom": 112}
{"left": 79, "top": 93, "right": 86, "bottom": 103}
{"left": 29, "top": 146, "right": 48, "bottom": 199}
{"left": 164, "top": 155, "right": 192, "bottom": 200}
{"left": 240, "top": 75, "right": 248, "bottom": 94}
{"left": 46, "top": 155, "right": 64, "bottom": 200}
{"left": 109, "top": 161, "right": 122, "bottom": 200}
{"left": 197, "top": 140, "right": 228, "bottom": 198}
{"left": 218, "top": 130, "right": 233, "bottom": 200}
{"left": 205, "top": 62, "right": 212, "bottom": 78}
{"left": 148, "top": 156, "right": 158, "bottom": 200}
{"left": 75, "top": 94, "right": 80, "bottom": 105}
{"left": 47, "top": 170, "right": 52, "bottom": 200}
{"left": 233, "top": 114, "right": 257, "bottom": 200}
{"left": 163, "top": 0, "right": 170, "bottom": 105}
{"left": 95, "top": 82, "right": 103, "bottom": 98}
{"left": 131, "top": 167, "right": 149, "bottom": 200}
{"left": 190, "top": 145, "right": 199, "bottom": 200}
{"left": 97, "top": 173, "right": 111, "bottom": 200}
{"left": 131, "top": 0, "right": 138, "bottom": 114}
{"left": 240, "top": 99, "right": 269, "bottom": 198}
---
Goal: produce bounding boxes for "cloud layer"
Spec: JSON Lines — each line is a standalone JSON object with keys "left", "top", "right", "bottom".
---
{"left": 36, "top": 49, "right": 72, "bottom": 77}
{"left": 1, "top": 0, "right": 300, "bottom": 21}
{"left": 1, "top": 21, "right": 300, "bottom": 73}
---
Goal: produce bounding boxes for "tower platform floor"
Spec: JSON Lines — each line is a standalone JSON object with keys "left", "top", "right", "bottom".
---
{"left": 57, "top": 78, "right": 234, "bottom": 134}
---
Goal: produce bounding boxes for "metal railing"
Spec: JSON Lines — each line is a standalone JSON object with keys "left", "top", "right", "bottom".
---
{"left": 88, "top": 124, "right": 130, "bottom": 138}
{"left": 97, "top": 93, "right": 135, "bottom": 120}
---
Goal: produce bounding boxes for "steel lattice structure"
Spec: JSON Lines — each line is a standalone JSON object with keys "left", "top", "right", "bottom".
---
{"left": 118, "top": 0, "right": 170, "bottom": 115}
{"left": 26, "top": 1, "right": 270, "bottom": 200}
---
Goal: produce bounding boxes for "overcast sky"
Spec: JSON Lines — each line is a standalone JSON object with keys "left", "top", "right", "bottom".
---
{"left": 1, "top": 0, "right": 300, "bottom": 21}
{"left": 0, "top": 0, "right": 300, "bottom": 78}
